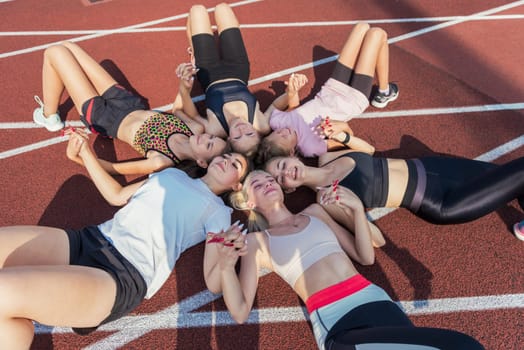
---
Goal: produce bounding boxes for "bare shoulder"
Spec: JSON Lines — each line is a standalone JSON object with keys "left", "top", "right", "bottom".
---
{"left": 302, "top": 203, "right": 329, "bottom": 220}
{"left": 318, "top": 150, "right": 356, "bottom": 167}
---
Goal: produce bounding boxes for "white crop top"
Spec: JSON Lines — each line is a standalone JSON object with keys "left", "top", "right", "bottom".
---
{"left": 264, "top": 215, "right": 344, "bottom": 287}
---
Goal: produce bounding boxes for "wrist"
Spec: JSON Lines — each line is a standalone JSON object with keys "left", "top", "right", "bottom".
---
{"left": 334, "top": 131, "right": 350, "bottom": 144}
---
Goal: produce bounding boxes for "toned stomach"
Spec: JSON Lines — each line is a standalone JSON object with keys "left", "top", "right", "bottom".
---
{"left": 385, "top": 158, "right": 409, "bottom": 207}
{"left": 292, "top": 252, "right": 357, "bottom": 302}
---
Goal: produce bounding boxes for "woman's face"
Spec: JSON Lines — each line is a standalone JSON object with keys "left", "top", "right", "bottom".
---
{"left": 189, "top": 133, "right": 228, "bottom": 162}
{"left": 208, "top": 153, "right": 248, "bottom": 186}
{"left": 265, "top": 157, "right": 305, "bottom": 190}
{"left": 266, "top": 128, "right": 298, "bottom": 153}
{"left": 245, "top": 171, "right": 284, "bottom": 209}
{"left": 228, "top": 119, "right": 260, "bottom": 154}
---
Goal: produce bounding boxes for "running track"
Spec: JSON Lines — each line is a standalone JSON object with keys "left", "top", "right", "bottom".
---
{"left": 0, "top": 1, "right": 523, "bottom": 349}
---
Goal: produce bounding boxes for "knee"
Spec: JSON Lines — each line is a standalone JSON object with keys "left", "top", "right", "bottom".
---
{"left": 366, "top": 27, "right": 388, "bottom": 43}
{"left": 189, "top": 4, "right": 207, "bottom": 18}
{"left": 354, "top": 22, "right": 371, "bottom": 35}
{"left": 60, "top": 41, "right": 79, "bottom": 51}
{"left": 214, "top": 2, "right": 231, "bottom": 13}
{"left": 43, "top": 44, "right": 69, "bottom": 61}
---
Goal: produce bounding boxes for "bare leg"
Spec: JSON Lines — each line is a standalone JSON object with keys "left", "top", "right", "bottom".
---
{"left": 189, "top": 5, "right": 213, "bottom": 36}
{"left": 0, "top": 226, "right": 116, "bottom": 349}
{"left": 214, "top": 2, "right": 240, "bottom": 34}
{"left": 353, "top": 28, "right": 389, "bottom": 90}
{"left": 337, "top": 22, "right": 371, "bottom": 70}
{"left": 41, "top": 45, "right": 100, "bottom": 116}
{"left": 61, "top": 42, "right": 116, "bottom": 95}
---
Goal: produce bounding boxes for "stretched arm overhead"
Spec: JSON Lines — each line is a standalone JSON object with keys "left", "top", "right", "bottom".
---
{"left": 263, "top": 73, "right": 309, "bottom": 127}
{"left": 173, "top": 62, "right": 210, "bottom": 131}
{"left": 65, "top": 128, "right": 174, "bottom": 176}
{"left": 66, "top": 130, "right": 145, "bottom": 206}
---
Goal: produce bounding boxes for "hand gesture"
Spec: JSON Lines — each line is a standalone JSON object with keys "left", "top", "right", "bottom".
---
{"left": 318, "top": 180, "right": 364, "bottom": 211}
{"left": 285, "top": 73, "right": 308, "bottom": 96}
{"left": 316, "top": 117, "right": 354, "bottom": 139}
{"left": 176, "top": 62, "right": 199, "bottom": 91}
{"left": 64, "top": 128, "right": 90, "bottom": 162}
{"left": 207, "top": 221, "right": 248, "bottom": 270}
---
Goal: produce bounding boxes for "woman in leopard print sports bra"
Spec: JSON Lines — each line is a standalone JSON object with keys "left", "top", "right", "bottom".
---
{"left": 33, "top": 41, "right": 228, "bottom": 176}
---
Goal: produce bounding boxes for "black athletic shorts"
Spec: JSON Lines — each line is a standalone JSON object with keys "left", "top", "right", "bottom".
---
{"left": 80, "top": 84, "right": 146, "bottom": 137}
{"left": 66, "top": 225, "right": 147, "bottom": 335}
{"left": 192, "top": 27, "right": 250, "bottom": 90}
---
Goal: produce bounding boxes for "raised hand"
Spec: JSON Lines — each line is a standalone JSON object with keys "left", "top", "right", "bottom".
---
{"left": 318, "top": 180, "right": 364, "bottom": 211}
{"left": 176, "top": 62, "right": 199, "bottom": 91}
{"left": 65, "top": 128, "right": 90, "bottom": 163}
{"left": 285, "top": 73, "right": 308, "bottom": 96}
{"left": 207, "top": 221, "right": 248, "bottom": 270}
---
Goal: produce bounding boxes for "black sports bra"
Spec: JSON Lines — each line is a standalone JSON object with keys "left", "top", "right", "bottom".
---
{"left": 205, "top": 80, "right": 257, "bottom": 134}
{"left": 335, "top": 152, "right": 389, "bottom": 208}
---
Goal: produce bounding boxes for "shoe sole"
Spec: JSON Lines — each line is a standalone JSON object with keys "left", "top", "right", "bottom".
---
{"left": 512, "top": 223, "right": 524, "bottom": 241}
{"left": 371, "top": 91, "right": 399, "bottom": 108}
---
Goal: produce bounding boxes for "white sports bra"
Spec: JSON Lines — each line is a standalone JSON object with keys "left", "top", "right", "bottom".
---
{"left": 264, "top": 215, "right": 344, "bottom": 287}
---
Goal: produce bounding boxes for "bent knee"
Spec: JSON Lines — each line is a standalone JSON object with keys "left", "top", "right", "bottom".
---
{"left": 354, "top": 22, "right": 371, "bottom": 34}
{"left": 189, "top": 4, "right": 207, "bottom": 17}
{"left": 366, "top": 27, "right": 387, "bottom": 43}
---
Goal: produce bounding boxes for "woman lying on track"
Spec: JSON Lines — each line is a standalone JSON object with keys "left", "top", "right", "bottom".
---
{"left": 265, "top": 149, "right": 524, "bottom": 226}
{"left": 204, "top": 171, "right": 485, "bottom": 349}
{"left": 33, "top": 41, "right": 228, "bottom": 175}
{"left": 181, "top": 3, "right": 307, "bottom": 156}
{"left": 0, "top": 130, "right": 249, "bottom": 349}
{"left": 256, "top": 22, "right": 398, "bottom": 164}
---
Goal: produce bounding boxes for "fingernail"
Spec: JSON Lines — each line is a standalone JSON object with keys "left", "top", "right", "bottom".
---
{"left": 233, "top": 220, "right": 240, "bottom": 226}
{"left": 224, "top": 242, "right": 234, "bottom": 247}
{"left": 336, "top": 196, "right": 340, "bottom": 201}
{"left": 241, "top": 228, "right": 248, "bottom": 235}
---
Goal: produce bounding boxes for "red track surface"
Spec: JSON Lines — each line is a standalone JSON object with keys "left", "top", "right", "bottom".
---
{"left": 1, "top": 1, "right": 523, "bottom": 349}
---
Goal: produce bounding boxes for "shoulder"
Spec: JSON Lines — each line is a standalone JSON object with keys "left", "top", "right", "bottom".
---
{"left": 302, "top": 203, "right": 328, "bottom": 219}
{"left": 318, "top": 150, "right": 357, "bottom": 166}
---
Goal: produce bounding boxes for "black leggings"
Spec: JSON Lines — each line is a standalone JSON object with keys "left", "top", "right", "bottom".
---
{"left": 325, "top": 301, "right": 484, "bottom": 350}
{"left": 413, "top": 156, "right": 524, "bottom": 224}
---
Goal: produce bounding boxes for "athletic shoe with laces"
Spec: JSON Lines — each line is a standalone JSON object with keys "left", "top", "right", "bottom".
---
{"left": 512, "top": 220, "right": 524, "bottom": 241}
{"left": 371, "top": 82, "right": 399, "bottom": 108}
{"left": 33, "top": 95, "right": 64, "bottom": 131}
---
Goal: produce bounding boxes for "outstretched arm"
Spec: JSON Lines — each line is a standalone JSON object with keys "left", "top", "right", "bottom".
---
{"left": 66, "top": 131, "right": 173, "bottom": 176}
{"left": 173, "top": 63, "right": 210, "bottom": 132}
{"left": 263, "top": 73, "right": 309, "bottom": 120}
{"left": 67, "top": 130, "right": 145, "bottom": 206}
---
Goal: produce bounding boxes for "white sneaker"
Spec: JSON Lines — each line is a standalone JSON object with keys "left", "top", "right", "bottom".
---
{"left": 33, "top": 95, "right": 64, "bottom": 132}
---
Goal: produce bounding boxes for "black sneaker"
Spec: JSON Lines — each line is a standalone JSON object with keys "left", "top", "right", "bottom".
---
{"left": 371, "top": 82, "right": 399, "bottom": 108}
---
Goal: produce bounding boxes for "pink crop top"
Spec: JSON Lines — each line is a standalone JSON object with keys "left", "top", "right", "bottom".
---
{"left": 264, "top": 214, "right": 344, "bottom": 287}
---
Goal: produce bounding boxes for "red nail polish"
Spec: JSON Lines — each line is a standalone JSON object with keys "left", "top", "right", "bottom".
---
{"left": 207, "top": 236, "right": 225, "bottom": 244}
{"left": 336, "top": 196, "right": 340, "bottom": 201}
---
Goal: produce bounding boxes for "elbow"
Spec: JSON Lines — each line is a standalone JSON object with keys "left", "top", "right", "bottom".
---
{"left": 108, "top": 197, "right": 128, "bottom": 207}
{"left": 231, "top": 311, "right": 249, "bottom": 324}
{"left": 360, "top": 255, "right": 375, "bottom": 266}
